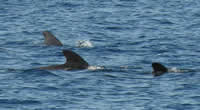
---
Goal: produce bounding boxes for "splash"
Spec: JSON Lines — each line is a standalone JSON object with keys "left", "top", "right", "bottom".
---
{"left": 168, "top": 67, "right": 182, "bottom": 73}
{"left": 76, "top": 40, "right": 93, "bottom": 48}
{"left": 87, "top": 66, "right": 104, "bottom": 70}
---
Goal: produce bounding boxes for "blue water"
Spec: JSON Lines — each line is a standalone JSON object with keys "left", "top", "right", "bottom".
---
{"left": 1, "top": 0, "right": 200, "bottom": 109}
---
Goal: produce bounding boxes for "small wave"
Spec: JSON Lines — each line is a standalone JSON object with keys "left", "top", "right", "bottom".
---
{"left": 18, "top": 69, "right": 61, "bottom": 78}
{"left": 0, "top": 99, "right": 41, "bottom": 105}
{"left": 76, "top": 40, "right": 93, "bottom": 48}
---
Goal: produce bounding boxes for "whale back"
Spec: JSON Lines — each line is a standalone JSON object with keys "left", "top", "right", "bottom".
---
{"left": 42, "top": 31, "right": 63, "bottom": 46}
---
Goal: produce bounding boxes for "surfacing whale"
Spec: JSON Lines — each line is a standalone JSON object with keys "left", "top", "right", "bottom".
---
{"left": 39, "top": 50, "right": 89, "bottom": 70}
{"left": 42, "top": 31, "right": 63, "bottom": 46}
{"left": 152, "top": 62, "right": 188, "bottom": 77}
{"left": 152, "top": 62, "right": 168, "bottom": 76}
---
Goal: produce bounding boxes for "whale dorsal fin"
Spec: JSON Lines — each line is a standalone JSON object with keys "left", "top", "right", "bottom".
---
{"left": 63, "top": 50, "right": 89, "bottom": 69}
{"left": 42, "top": 31, "right": 63, "bottom": 46}
{"left": 152, "top": 62, "right": 168, "bottom": 76}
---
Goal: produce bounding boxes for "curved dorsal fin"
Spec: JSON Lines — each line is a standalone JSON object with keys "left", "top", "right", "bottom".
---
{"left": 63, "top": 50, "right": 89, "bottom": 68}
{"left": 42, "top": 31, "right": 63, "bottom": 46}
{"left": 152, "top": 62, "right": 168, "bottom": 76}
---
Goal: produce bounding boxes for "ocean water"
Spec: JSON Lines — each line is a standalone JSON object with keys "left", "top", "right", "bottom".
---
{"left": 1, "top": 0, "right": 200, "bottom": 109}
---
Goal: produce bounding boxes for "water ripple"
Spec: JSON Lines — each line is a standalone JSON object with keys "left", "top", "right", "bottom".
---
{"left": 0, "top": 0, "right": 200, "bottom": 110}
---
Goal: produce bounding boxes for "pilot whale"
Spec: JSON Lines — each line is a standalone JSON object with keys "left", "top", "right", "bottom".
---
{"left": 42, "top": 31, "right": 93, "bottom": 48}
{"left": 152, "top": 62, "right": 168, "bottom": 76}
{"left": 39, "top": 50, "right": 89, "bottom": 70}
{"left": 152, "top": 62, "right": 188, "bottom": 77}
{"left": 42, "top": 31, "right": 63, "bottom": 46}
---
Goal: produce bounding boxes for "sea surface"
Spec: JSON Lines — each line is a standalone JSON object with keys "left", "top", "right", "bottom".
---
{"left": 1, "top": 0, "right": 200, "bottom": 110}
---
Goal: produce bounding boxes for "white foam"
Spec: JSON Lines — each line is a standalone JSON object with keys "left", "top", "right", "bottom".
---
{"left": 168, "top": 67, "right": 182, "bottom": 73}
{"left": 87, "top": 66, "right": 104, "bottom": 70}
{"left": 76, "top": 40, "right": 93, "bottom": 48}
